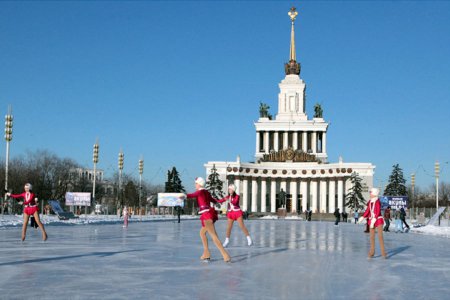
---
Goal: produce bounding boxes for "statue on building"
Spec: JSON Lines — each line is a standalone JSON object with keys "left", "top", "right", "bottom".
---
{"left": 279, "top": 189, "right": 286, "bottom": 208}
{"left": 314, "top": 103, "right": 323, "bottom": 118}
{"left": 259, "top": 102, "right": 270, "bottom": 118}
{"left": 284, "top": 60, "right": 301, "bottom": 75}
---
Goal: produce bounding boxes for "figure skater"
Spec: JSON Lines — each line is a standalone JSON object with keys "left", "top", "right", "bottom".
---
{"left": 217, "top": 184, "right": 252, "bottom": 247}
{"left": 359, "top": 188, "right": 386, "bottom": 259}
{"left": 7, "top": 183, "right": 47, "bottom": 241}
{"left": 186, "top": 177, "right": 230, "bottom": 263}
{"left": 122, "top": 206, "right": 129, "bottom": 228}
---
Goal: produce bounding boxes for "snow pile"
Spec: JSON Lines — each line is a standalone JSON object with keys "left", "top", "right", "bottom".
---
{"left": 411, "top": 225, "right": 450, "bottom": 238}
{"left": 260, "top": 215, "right": 279, "bottom": 220}
{"left": 0, "top": 214, "right": 197, "bottom": 228}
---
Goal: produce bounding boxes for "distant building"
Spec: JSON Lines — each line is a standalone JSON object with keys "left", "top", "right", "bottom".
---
{"left": 204, "top": 7, "right": 374, "bottom": 214}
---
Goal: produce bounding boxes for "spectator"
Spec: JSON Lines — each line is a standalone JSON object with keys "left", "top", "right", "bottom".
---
{"left": 383, "top": 206, "right": 392, "bottom": 232}
{"left": 334, "top": 208, "right": 340, "bottom": 226}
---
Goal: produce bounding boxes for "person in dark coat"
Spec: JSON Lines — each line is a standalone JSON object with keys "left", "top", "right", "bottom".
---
{"left": 400, "top": 207, "right": 410, "bottom": 231}
{"left": 334, "top": 208, "right": 340, "bottom": 226}
{"left": 175, "top": 206, "right": 183, "bottom": 223}
{"left": 383, "top": 206, "right": 392, "bottom": 232}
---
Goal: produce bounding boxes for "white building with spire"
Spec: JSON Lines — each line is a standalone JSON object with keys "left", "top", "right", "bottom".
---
{"left": 205, "top": 7, "right": 374, "bottom": 214}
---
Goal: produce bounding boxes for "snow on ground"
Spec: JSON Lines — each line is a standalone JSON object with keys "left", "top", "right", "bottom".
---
{"left": 0, "top": 220, "right": 449, "bottom": 300}
{"left": 0, "top": 214, "right": 197, "bottom": 228}
{"left": 411, "top": 225, "right": 450, "bottom": 238}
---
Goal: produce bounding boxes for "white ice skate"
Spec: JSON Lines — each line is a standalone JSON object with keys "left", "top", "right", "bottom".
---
{"left": 223, "top": 238, "right": 230, "bottom": 248}
{"left": 247, "top": 236, "right": 253, "bottom": 246}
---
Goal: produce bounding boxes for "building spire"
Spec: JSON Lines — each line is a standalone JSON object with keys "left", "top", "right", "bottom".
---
{"left": 288, "top": 6, "right": 298, "bottom": 61}
{"left": 285, "top": 7, "right": 301, "bottom": 75}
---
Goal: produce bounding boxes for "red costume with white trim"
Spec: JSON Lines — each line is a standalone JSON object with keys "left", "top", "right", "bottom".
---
{"left": 187, "top": 189, "right": 219, "bottom": 227}
{"left": 10, "top": 192, "right": 39, "bottom": 215}
{"left": 218, "top": 193, "right": 243, "bottom": 221}
{"left": 362, "top": 198, "right": 384, "bottom": 228}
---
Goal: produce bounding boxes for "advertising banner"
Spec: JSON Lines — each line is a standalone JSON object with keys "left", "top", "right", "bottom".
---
{"left": 157, "top": 193, "right": 185, "bottom": 207}
{"left": 380, "top": 196, "right": 408, "bottom": 210}
{"left": 65, "top": 192, "right": 91, "bottom": 206}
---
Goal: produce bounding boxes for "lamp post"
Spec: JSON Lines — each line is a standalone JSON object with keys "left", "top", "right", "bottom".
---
{"left": 435, "top": 161, "right": 440, "bottom": 210}
{"left": 118, "top": 150, "right": 124, "bottom": 211}
{"left": 92, "top": 141, "right": 99, "bottom": 214}
{"left": 139, "top": 158, "right": 144, "bottom": 218}
{"left": 3, "top": 106, "right": 13, "bottom": 215}
{"left": 411, "top": 173, "right": 415, "bottom": 220}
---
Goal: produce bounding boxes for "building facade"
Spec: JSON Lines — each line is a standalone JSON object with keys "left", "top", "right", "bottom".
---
{"left": 204, "top": 8, "right": 375, "bottom": 214}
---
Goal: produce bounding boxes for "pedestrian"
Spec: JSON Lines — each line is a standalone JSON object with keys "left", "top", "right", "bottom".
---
{"left": 353, "top": 210, "right": 359, "bottom": 224}
{"left": 394, "top": 210, "right": 402, "bottom": 233}
{"left": 122, "top": 206, "right": 129, "bottom": 228}
{"left": 399, "top": 207, "right": 410, "bottom": 232}
{"left": 334, "top": 208, "right": 340, "bottom": 226}
{"left": 308, "top": 209, "right": 312, "bottom": 221}
{"left": 359, "top": 188, "right": 387, "bottom": 259}
{"left": 186, "top": 177, "right": 230, "bottom": 263}
{"left": 217, "top": 184, "right": 253, "bottom": 248}
{"left": 7, "top": 183, "right": 48, "bottom": 241}
{"left": 383, "top": 206, "right": 392, "bottom": 232}
{"left": 175, "top": 205, "right": 182, "bottom": 223}
{"left": 342, "top": 211, "right": 348, "bottom": 222}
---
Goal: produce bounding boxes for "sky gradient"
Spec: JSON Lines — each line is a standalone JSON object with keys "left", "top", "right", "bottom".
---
{"left": 1, "top": 1, "right": 449, "bottom": 190}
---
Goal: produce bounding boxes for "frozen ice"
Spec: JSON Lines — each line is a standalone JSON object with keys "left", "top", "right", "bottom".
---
{"left": 0, "top": 217, "right": 449, "bottom": 299}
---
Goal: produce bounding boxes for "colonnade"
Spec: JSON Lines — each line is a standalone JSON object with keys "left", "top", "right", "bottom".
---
{"left": 256, "top": 130, "right": 327, "bottom": 155}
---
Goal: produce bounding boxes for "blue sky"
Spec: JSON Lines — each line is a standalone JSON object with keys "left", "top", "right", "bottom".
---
{"left": 1, "top": 1, "right": 449, "bottom": 189}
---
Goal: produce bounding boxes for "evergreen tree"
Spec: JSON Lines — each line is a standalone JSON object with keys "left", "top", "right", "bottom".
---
{"left": 164, "top": 167, "right": 185, "bottom": 193}
{"left": 205, "top": 164, "right": 224, "bottom": 199}
{"left": 384, "top": 164, "right": 407, "bottom": 196}
{"left": 345, "top": 172, "right": 366, "bottom": 211}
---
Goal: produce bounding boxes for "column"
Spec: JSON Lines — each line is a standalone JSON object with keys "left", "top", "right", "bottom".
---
{"left": 271, "top": 179, "right": 277, "bottom": 213}
{"left": 310, "top": 180, "right": 318, "bottom": 213}
{"left": 283, "top": 132, "right": 288, "bottom": 150}
{"left": 264, "top": 131, "right": 269, "bottom": 154}
{"left": 300, "top": 180, "right": 308, "bottom": 211}
{"left": 337, "top": 179, "right": 344, "bottom": 211}
{"left": 320, "top": 180, "right": 327, "bottom": 213}
{"left": 274, "top": 132, "right": 279, "bottom": 151}
{"left": 311, "top": 132, "right": 317, "bottom": 153}
{"left": 293, "top": 132, "right": 298, "bottom": 150}
{"left": 242, "top": 177, "right": 249, "bottom": 211}
{"left": 261, "top": 178, "right": 267, "bottom": 213}
{"left": 322, "top": 132, "right": 327, "bottom": 154}
{"left": 251, "top": 177, "right": 258, "bottom": 212}
{"left": 255, "top": 132, "right": 260, "bottom": 154}
{"left": 235, "top": 177, "right": 241, "bottom": 195}
{"left": 328, "top": 179, "right": 336, "bottom": 213}
{"left": 302, "top": 131, "right": 308, "bottom": 152}
{"left": 290, "top": 180, "right": 298, "bottom": 213}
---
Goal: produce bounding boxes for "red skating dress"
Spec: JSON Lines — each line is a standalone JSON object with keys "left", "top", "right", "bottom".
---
{"left": 10, "top": 192, "right": 39, "bottom": 215}
{"left": 187, "top": 189, "right": 218, "bottom": 227}
{"left": 362, "top": 198, "right": 384, "bottom": 228}
{"left": 218, "top": 194, "right": 243, "bottom": 221}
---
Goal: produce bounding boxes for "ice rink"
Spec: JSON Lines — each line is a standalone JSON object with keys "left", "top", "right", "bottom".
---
{"left": 0, "top": 218, "right": 449, "bottom": 300}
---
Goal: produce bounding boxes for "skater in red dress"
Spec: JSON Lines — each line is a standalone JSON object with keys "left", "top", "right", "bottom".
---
{"left": 217, "top": 184, "right": 252, "bottom": 247}
{"left": 7, "top": 183, "right": 48, "bottom": 241}
{"left": 186, "top": 177, "right": 230, "bottom": 262}
{"left": 359, "top": 188, "right": 386, "bottom": 258}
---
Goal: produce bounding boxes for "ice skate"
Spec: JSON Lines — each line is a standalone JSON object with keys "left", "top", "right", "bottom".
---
{"left": 247, "top": 236, "right": 253, "bottom": 246}
{"left": 223, "top": 238, "right": 230, "bottom": 248}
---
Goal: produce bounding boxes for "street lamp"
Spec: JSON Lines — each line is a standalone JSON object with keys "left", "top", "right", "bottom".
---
{"left": 92, "top": 140, "right": 99, "bottom": 214}
{"left": 139, "top": 158, "right": 144, "bottom": 217}
{"left": 435, "top": 161, "right": 440, "bottom": 210}
{"left": 3, "top": 106, "right": 13, "bottom": 215}
{"left": 118, "top": 150, "right": 124, "bottom": 210}
{"left": 411, "top": 173, "right": 415, "bottom": 220}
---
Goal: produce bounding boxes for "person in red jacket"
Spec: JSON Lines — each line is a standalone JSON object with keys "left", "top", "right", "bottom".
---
{"left": 359, "top": 188, "right": 386, "bottom": 259}
{"left": 186, "top": 177, "right": 230, "bottom": 263}
{"left": 218, "top": 184, "right": 252, "bottom": 247}
{"left": 7, "top": 183, "right": 48, "bottom": 241}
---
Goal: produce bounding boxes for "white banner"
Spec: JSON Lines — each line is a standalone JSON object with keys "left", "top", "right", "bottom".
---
{"left": 65, "top": 192, "right": 91, "bottom": 206}
{"left": 157, "top": 193, "right": 185, "bottom": 207}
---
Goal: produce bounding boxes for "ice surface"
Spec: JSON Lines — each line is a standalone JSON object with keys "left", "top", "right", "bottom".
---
{"left": 1, "top": 218, "right": 449, "bottom": 300}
